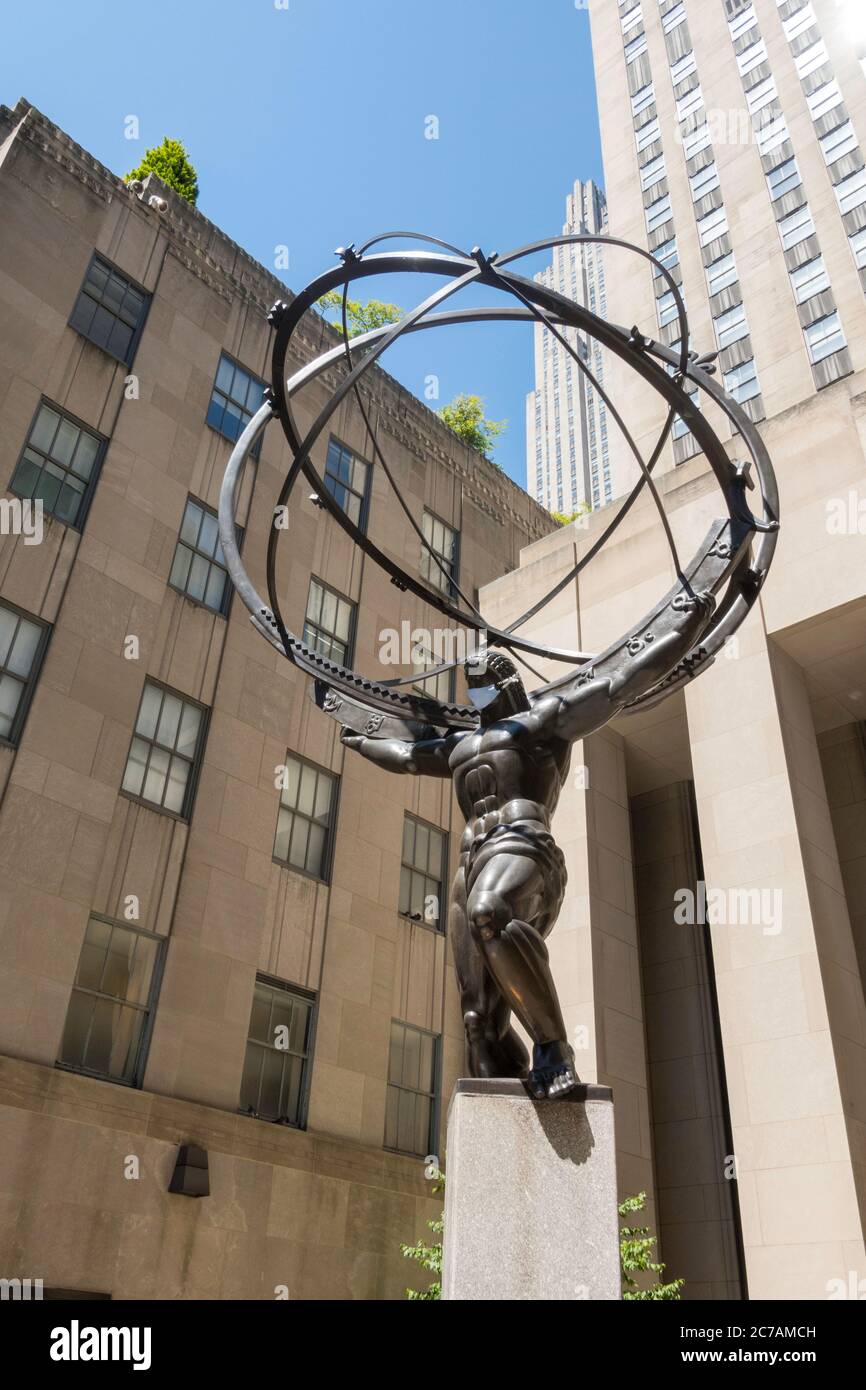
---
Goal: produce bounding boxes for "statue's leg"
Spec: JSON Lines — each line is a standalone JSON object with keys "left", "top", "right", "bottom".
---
{"left": 466, "top": 852, "right": 579, "bottom": 1099}
{"left": 450, "top": 863, "right": 529, "bottom": 1079}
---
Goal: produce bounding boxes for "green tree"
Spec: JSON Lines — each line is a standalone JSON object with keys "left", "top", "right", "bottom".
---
{"left": 401, "top": 1165, "right": 444, "bottom": 1301}
{"left": 438, "top": 394, "right": 506, "bottom": 463}
{"left": 316, "top": 290, "right": 403, "bottom": 339}
{"left": 551, "top": 502, "right": 591, "bottom": 527}
{"left": 619, "top": 1192, "right": 684, "bottom": 1300}
{"left": 402, "top": 1177, "right": 682, "bottom": 1302}
{"left": 125, "top": 137, "right": 199, "bottom": 206}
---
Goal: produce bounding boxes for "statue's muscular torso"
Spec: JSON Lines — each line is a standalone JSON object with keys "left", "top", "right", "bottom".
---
{"left": 447, "top": 707, "right": 571, "bottom": 861}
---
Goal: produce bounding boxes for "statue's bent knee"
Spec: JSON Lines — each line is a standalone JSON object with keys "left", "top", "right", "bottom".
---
{"left": 468, "top": 892, "right": 509, "bottom": 942}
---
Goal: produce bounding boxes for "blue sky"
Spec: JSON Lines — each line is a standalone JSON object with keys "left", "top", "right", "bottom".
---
{"left": 1, "top": 0, "right": 604, "bottom": 487}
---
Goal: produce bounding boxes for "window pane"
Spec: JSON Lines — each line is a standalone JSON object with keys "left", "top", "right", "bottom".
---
{"left": 156, "top": 693, "right": 183, "bottom": 749}
{"left": 142, "top": 745, "right": 170, "bottom": 805}
{"left": 121, "top": 737, "right": 150, "bottom": 798}
{"left": 136, "top": 683, "right": 162, "bottom": 740}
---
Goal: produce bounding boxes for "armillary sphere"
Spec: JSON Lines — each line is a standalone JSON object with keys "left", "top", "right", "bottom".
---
{"left": 218, "top": 231, "right": 779, "bottom": 740}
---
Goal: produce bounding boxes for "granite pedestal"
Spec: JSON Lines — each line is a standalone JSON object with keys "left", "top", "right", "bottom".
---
{"left": 441, "top": 1078, "right": 621, "bottom": 1301}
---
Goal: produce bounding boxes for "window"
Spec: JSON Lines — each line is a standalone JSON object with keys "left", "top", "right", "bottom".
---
{"left": 778, "top": 205, "right": 814, "bottom": 249}
{"left": 273, "top": 753, "right": 337, "bottom": 880}
{"left": 834, "top": 168, "right": 866, "bottom": 216}
{"left": 421, "top": 510, "right": 458, "bottom": 594}
{"left": 323, "top": 437, "right": 369, "bottom": 529}
{"left": 821, "top": 122, "right": 858, "bottom": 166}
{"left": 621, "top": 4, "right": 643, "bottom": 34}
{"left": 729, "top": 3, "right": 757, "bottom": 42}
{"left": 0, "top": 601, "right": 48, "bottom": 745}
{"left": 683, "top": 122, "right": 711, "bottom": 158}
{"left": 671, "top": 52, "right": 697, "bottom": 85}
{"left": 706, "top": 251, "right": 738, "bottom": 295}
{"left": 676, "top": 86, "right": 704, "bottom": 122}
{"left": 635, "top": 116, "right": 660, "bottom": 152}
{"left": 625, "top": 31, "right": 648, "bottom": 63}
{"left": 795, "top": 40, "right": 828, "bottom": 80}
{"left": 400, "top": 815, "right": 446, "bottom": 930}
{"left": 121, "top": 680, "right": 206, "bottom": 818}
{"left": 657, "top": 290, "right": 680, "bottom": 326}
{"left": 782, "top": 3, "right": 815, "bottom": 42}
{"left": 303, "top": 577, "right": 355, "bottom": 665}
{"left": 724, "top": 357, "right": 761, "bottom": 404}
{"left": 58, "top": 918, "right": 161, "bottom": 1085}
{"left": 850, "top": 227, "right": 866, "bottom": 269}
{"left": 756, "top": 113, "right": 788, "bottom": 156}
{"left": 791, "top": 256, "right": 830, "bottom": 304}
{"left": 206, "top": 353, "right": 265, "bottom": 453}
{"left": 413, "top": 651, "right": 454, "bottom": 704}
{"left": 240, "top": 977, "right": 314, "bottom": 1126}
{"left": 697, "top": 206, "right": 728, "bottom": 246}
{"left": 645, "top": 193, "right": 672, "bottom": 233}
{"left": 807, "top": 81, "right": 843, "bottom": 122}
{"left": 10, "top": 401, "right": 103, "bottom": 528}
{"left": 805, "top": 313, "right": 846, "bottom": 364}
{"left": 714, "top": 302, "right": 749, "bottom": 349}
{"left": 661, "top": 2, "right": 686, "bottom": 32}
{"left": 169, "top": 497, "right": 232, "bottom": 613}
{"left": 68, "top": 255, "right": 148, "bottom": 366}
{"left": 746, "top": 76, "right": 777, "bottom": 116}
{"left": 385, "top": 1020, "right": 439, "bottom": 1157}
{"left": 640, "top": 155, "right": 666, "bottom": 191}
{"left": 689, "top": 162, "right": 719, "bottom": 202}
{"left": 767, "top": 157, "right": 801, "bottom": 201}
{"left": 737, "top": 38, "right": 767, "bottom": 76}
{"left": 652, "top": 236, "right": 678, "bottom": 274}
{"left": 631, "top": 82, "right": 655, "bottom": 116}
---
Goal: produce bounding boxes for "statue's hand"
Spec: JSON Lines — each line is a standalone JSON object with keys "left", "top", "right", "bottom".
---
{"left": 340, "top": 728, "right": 365, "bottom": 751}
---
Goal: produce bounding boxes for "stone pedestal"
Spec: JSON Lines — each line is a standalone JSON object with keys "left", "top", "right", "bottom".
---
{"left": 441, "top": 1079, "right": 621, "bottom": 1301}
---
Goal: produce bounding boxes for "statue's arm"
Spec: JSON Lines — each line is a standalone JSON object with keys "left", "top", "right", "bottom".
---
{"left": 340, "top": 727, "right": 459, "bottom": 777}
{"left": 548, "top": 593, "right": 715, "bottom": 744}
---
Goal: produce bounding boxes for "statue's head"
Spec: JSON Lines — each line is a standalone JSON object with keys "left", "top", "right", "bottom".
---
{"left": 464, "top": 648, "right": 531, "bottom": 724}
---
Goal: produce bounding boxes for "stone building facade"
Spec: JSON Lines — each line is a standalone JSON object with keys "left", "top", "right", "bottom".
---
{"left": 0, "top": 99, "right": 555, "bottom": 1300}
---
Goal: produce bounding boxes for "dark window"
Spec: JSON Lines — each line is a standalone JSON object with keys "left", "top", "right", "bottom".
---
{"left": 10, "top": 401, "right": 105, "bottom": 529}
{"left": 121, "top": 680, "right": 207, "bottom": 818}
{"left": 57, "top": 917, "right": 162, "bottom": 1086}
{"left": 69, "top": 255, "right": 149, "bottom": 366}
{"left": 273, "top": 753, "right": 337, "bottom": 880}
{"left": 169, "top": 497, "right": 233, "bottom": 614}
{"left": 385, "top": 1021, "right": 439, "bottom": 1157}
{"left": 323, "top": 438, "right": 369, "bottom": 529}
{"left": 240, "top": 976, "right": 315, "bottom": 1126}
{"left": 206, "top": 353, "right": 265, "bottom": 454}
{"left": 413, "top": 654, "right": 455, "bottom": 705}
{"left": 0, "top": 600, "right": 49, "bottom": 745}
{"left": 421, "top": 509, "right": 458, "bottom": 594}
{"left": 399, "top": 815, "right": 446, "bottom": 931}
{"left": 303, "top": 578, "right": 355, "bottom": 666}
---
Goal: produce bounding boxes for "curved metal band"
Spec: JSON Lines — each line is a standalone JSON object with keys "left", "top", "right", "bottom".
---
{"left": 218, "top": 245, "right": 777, "bottom": 729}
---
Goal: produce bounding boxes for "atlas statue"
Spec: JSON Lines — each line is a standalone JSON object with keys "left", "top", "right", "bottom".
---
{"left": 217, "top": 230, "right": 779, "bottom": 1101}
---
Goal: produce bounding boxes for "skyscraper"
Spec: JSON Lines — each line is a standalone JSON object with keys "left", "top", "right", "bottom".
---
{"left": 590, "top": 0, "right": 866, "bottom": 474}
{"left": 525, "top": 179, "right": 613, "bottom": 514}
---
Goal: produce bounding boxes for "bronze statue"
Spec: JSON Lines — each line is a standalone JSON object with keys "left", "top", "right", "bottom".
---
{"left": 218, "top": 230, "right": 779, "bottom": 1101}
{"left": 340, "top": 597, "right": 713, "bottom": 1099}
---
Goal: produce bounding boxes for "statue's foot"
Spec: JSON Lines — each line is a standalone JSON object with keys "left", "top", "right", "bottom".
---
{"left": 527, "top": 1040, "right": 581, "bottom": 1100}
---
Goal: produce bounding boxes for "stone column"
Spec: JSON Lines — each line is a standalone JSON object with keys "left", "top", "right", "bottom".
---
{"left": 441, "top": 1079, "right": 621, "bottom": 1301}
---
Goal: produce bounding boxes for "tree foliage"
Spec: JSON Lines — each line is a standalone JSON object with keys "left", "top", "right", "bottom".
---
{"left": 125, "top": 137, "right": 199, "bottom": 205}
{"left": 551, "top": 502, "right": 591, "bottom": 526}
{"left": 438, "top": 394, "right": 506, "bottom": 463}
{"left": 401, "top": 1165, "right": 444, "bottom": 1301}
{"left": 316, "top": 290, "right": 403, "bottom": 339}
{"left": 401, "top": 1175, "right": 682, "bottom": 1301}
{"left": 619, "top": 1192, "right": 684, "bottom": 1300}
